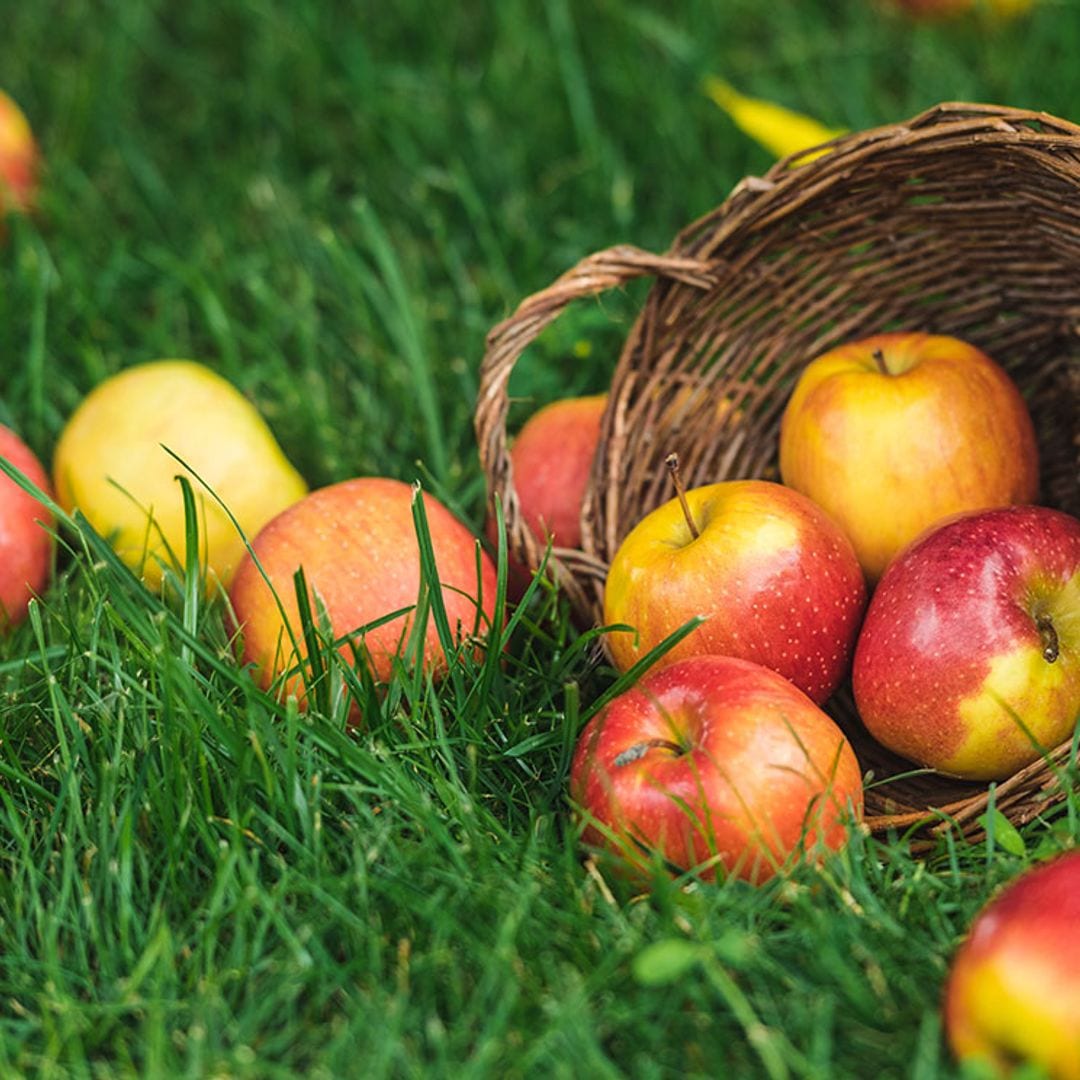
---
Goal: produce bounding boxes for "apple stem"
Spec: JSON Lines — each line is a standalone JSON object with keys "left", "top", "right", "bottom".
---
{"left": 614, "top": 737, "right": 687, "bottom": 767}
{"left": 872, "top": 348, "right": 889, "bottom": 375}
{"left": 1036, "top": 613, "right": 1060, "bottom": 663}
{"left": 665, "top": 453, "right": 700, "bottom": 540}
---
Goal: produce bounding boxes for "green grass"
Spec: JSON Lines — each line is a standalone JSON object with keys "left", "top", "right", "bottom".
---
{"left": 2, "top": 1, "right": 1080, "bottom": 1076}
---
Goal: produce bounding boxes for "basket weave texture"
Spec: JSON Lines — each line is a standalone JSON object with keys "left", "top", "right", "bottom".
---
{"left": 475, "top": 102, "right": 1080, "bottom": 844}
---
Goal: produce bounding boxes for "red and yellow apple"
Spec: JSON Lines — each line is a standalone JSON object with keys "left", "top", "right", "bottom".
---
{"left": 53, "top": 360, "right": 308, "bottom": 591}
{"left": 229, "top": 476, "right": 498, "bottom": 705}
{"left": 852, "top": 504, "right": 1080, "bottom": 781}
{"left": 0, "top": 425, "right": 53, "bottom": 629}
{"left": 0, "top": 89, "right": 39, "bottom": 214}
{"left": 944, "top": 850, "right": 1080, "bottom": 1079}
{"left": 487, "top": 393, "right": 606, "bottom": 595}
{"left": 779, "top": 332, "right": 1039, "bottom": 583}
{"left": 570, "top": 654, "right": 864, "bottom": 884}
{"left": 604, "top": 478, "right": 866, "bottom": 704}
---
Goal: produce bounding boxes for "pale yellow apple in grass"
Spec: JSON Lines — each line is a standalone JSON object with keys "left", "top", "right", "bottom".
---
{"left": 53, "top": 360, "right": 308, "bottom": 590}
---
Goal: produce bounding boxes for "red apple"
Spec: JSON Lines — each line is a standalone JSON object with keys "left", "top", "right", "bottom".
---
{"left": 604, "top": 475, "right": 866, "bottom": 704}
{"left": 852, "top": 505, "right": 1080, "bottom": 781}
{"left": 229, "top": 477, "right": 498, "bottom": 707}
{"left": 0, "top": 89, "right": 39, "bottom": 214}
{"left": 944, "top": 850, "right": 1080, "bottom": 1079}
{"left": 570, "top": 654, "right": 864, "bottom": 884}
{"left": 779, "top": 332, "right": 1039, "bottom": 583}
{"left": 486, "top": 393, "right": 606, "bottom": 595}
{"left": 0, "top": 425, "right": 53, "bottom": 629}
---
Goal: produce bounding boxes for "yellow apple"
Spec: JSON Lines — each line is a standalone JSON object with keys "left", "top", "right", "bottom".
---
{"left": 53, "top": 360, "right": 308, "bottom": 590}
{"left": 0, "top": 89, "right": 39, "bottom": 214}
{"left": 779, "top": 332, "right": 1038, "bottom": 583}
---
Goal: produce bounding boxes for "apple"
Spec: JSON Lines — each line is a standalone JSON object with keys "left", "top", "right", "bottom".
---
{"left": 0, "top": 425, "right": 53, "bottom": 629}
{"left": 52, "top": 360, "right": 308, "bottom": 591}
{"left": 779, "top": 331, "right": 1039, "bottom": 583}
{"left": 0, "top": 89, "right": 39, "bottom": 214}
{"left": 852, "top": 504, "right": 1080, "bottom": 781}
{"left": 944, "top": 850, "right": 1080, "bottom": 1079}
{"left": 486, "top": 393, "right": 606, "bottom": 596}
{"left": 569, "top": 654, "right": 864, "bottom": 884}
{"left": 229, "top": 476, "right": 498, "bottom": 705}
{"left": 888, "top": 0, "right": 1034, "bottom": 18}
{"left": 604, "top": 472, "right": 866, "bottom": 704}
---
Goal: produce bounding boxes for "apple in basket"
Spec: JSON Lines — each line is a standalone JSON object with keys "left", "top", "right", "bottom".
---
{"left": 569, "top": 654, "right": 864, "bottom": 884}
{"left": 944, "top": 850, "right": 1080, "bottom": 1079}
{"left": 779, "top": 332, "right": 1038, "bottom": 583}
{"left": 852, "top": 504, "right": 1080, "bottom": 781}
{"left": 604, "top": 463, "right": 866, "bottom": 705}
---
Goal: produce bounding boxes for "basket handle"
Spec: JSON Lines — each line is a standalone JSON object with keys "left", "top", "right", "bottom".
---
{"left": 475, "top": 243, "right": 718, "bottom": 612}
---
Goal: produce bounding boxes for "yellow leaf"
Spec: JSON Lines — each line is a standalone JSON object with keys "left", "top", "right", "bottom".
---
{"left": 703, "top": 76, "right": 847, "bottom": 163}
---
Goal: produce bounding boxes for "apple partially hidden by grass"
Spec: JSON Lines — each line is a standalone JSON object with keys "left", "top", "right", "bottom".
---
{"left": 890, "top": 0, "right": 1034, "bottom": 18}
{"left": 604, "top": 469, "right": 866, "bottom": 704}
{"left": 0, "top": 89, "right": 39, "bottom": 214}
{"left": 486, "top": 393, "right": 606, "bottom": 596}
{"left": 944, "top": 851, "right": 1080, "bottom": 1079}
{"left": 52, "top": 360, "right": 308, "bottom": 591}
{"left": 779, "top": 332, "right": 1038, "bottom": 583}
{"left": 852, "top": 505, "right": 1080, "bottom": 781}
{"left": 229, "top": 476, "right": 498, "bottom": 706}
{"left": 0, "top": 425, "right": 53, "bottom": 629}
{"left": 570, "top": 654, "right": 864, "bottom": 884}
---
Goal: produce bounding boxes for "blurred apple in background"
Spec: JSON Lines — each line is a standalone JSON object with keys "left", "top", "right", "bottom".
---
{"left": 487, "top": 393, "right": 606, "bottom": 596}
{"left": 0, "top": 89, "right": 39, "bottom": 215}
{"left": 889, "top": 0, "right": 1034, "bottom": 18}
{"left": 570, "top": 654, "right": 864, "bottom": 884}
{"left": 52, "top": 360, "right": 308, "bottom": 591}
{"left": 853, "top": 504, "right": 1080, "bottom": 781}
{"left": 779, "top": 332, "right": 1038, "bottom": 584}
{"left": 945, "top": 851, "right": 1080, "bottom": 1079}
{"left": 604, "top": 474, "right": 866, "bottom": 704}
{"left": 230, "top": 476, "right": 498, "bottom": 705}
{"left": 0, "top": 425, "right": 53, "bottom": 630}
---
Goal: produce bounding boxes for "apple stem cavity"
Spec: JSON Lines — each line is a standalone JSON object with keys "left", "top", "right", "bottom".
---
{"left": 1036, "top": 613, "right": 1060, "bottom": 664}
{"left": 872, "top": 347, "right": 889, "bottom": 375}
{"left": 665, "top": 452, "right": 700, "bottom": 540}
{"left": 614, "top": 737, "right": 686, "bottom": 767}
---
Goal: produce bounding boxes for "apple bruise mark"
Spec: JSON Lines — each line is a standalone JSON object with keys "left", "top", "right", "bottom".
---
{"left": 1035, "top": 612, "right": 1060, "bottom": 663}
{"left": 664, "top": 453, "right": 700, "bottom": 540}
{"left": 613, "top": 737, "right": 686, "bottom": 767}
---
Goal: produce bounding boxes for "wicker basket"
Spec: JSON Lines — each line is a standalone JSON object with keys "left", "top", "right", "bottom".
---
{"left": 475, "top": 102, "right": 1080, "bottom": 846}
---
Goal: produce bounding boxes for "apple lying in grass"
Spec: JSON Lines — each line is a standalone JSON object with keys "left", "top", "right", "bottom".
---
{"left": 0, "top": 425, "right": 53, "bottom": 629}
{"left": 229, "top": 476, "right": 498, "bottom": 706}
{"left": 486, "top": 393, "right": 606, "bottom": 595}
{"left": 570, "top": 654, "right": 864, "bottom": 884}
{"left": 852, "top": 504, "right": 1080, "bottom": 781}
{"left": 944, "top": 850, "right": 1080, "bottom": 1079}
{"left": 52, "top": 360, "right": 308, "bottom": 591}
{"left": 0, "top": 89, "right": 39, "bottom": 214}
{"left": 604, "top": 468, "right": 866, "bottom": 704}
{"left": 890, "top": 0, "right": 1034, "bottom": 18}
{"left": 779, "top": 332, "right": 1038, "bottom": 582}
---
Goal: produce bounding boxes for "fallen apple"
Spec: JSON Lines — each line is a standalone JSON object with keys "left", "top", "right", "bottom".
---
{"left": 852, "top": 504, "right": 1080, "bottom": 781}
{"left": 229, "top": 476, "right": 498, "bottom": 705}
{"left": 0, "top": 425, "right": 53, "bottom": 629}
{"left": 604, "top": 467, "right": 866, "bottom": 704}
{"left": 0, "top": 88, "right": 39, "bottom": 214}
{"left": 779, "top": 331, "right": 1039, "bottom": 583}
{"left": 570, "top": 654, "right": 864, "bottom": 884}
{"left": 944, "top": 850, "right": 1080, "bottom": 1079}
{"left": 52, "top": 360, "right": 308, "bottom": 591}
{"left": 889, "top": 0, "right": 1034, "bottom": 18}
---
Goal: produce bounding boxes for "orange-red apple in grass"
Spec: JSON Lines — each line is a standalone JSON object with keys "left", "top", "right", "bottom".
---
{"left": 486, "top": 393, "right": 606, "bottom": 595}
{"left": 779, "top": 332, "right": 1038, "bottom": 583}
{"left": 944, "top": 851, "right": 1080, "bottom": 1079}
{"left": 604, "top": 466, "right": 866, "bottom": 704}
{"left": 570, "top": 654, "right": 864, "bottom": 884}
{"left": 0, "top": 425, "right": 53, "bottom": 629}
{"left": 229, "top": 477, "right": 498, "bottom": 706}
{"left": 0, "top": 89, "right": 39, "bottom": 214}
{"left": 852, "top": 505, "right": 1080, "bottom": 781}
